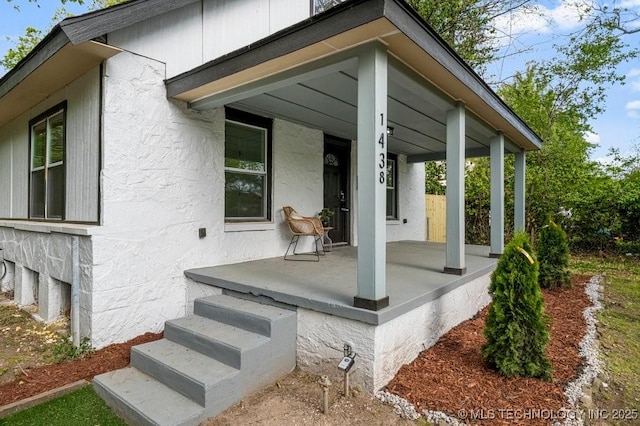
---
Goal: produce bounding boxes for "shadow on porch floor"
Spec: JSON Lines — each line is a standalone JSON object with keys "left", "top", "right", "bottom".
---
{"left": 185, "top": 241, "right": 497, "bottom": 325}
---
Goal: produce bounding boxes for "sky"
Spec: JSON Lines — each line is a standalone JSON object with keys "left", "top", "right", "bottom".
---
{"left": 487, "top": 0, "right": 640, "bottom": 161}
{"left": 0, "top": 0, "right": 639, "bottom": 161}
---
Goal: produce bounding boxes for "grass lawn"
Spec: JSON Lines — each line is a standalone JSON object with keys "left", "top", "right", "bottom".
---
{"left": 570, "top": 254, "right": 640, "bottom": 414}
{"left": 1, "top": 385, "right": 125, "bottom": 426}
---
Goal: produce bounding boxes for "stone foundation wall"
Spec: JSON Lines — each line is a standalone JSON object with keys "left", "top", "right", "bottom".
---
{"left": 0, "top": 223, "right": 93, "bottom": 335}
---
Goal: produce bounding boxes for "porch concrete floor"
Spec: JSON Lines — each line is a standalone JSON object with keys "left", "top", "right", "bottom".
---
{"left": 185, "top": 241, "right": 497, "bottom": 325}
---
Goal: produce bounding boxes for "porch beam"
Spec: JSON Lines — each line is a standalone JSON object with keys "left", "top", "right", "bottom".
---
{"left": 188, "top": 55, "right": 358, "bottom": 110}
{"left": 444, "top": 102, "right": 466, "bottom": 275}
{"left": 490, "top": 132, "right": 505, "bottom": 257}
{"left": 354, "top": 42, "right": 389, "bottom": 311}
{"left": 407, "top": 139, "right": 520, "bottom": 163}
{"left": 514, "top": 150, "right": 526, "bottom": 232}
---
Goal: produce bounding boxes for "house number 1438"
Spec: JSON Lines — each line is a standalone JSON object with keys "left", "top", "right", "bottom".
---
{"left": 378, "top": 113, "right": 386, "bottom": 184}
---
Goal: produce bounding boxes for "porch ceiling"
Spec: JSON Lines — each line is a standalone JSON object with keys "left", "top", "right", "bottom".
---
{"left": 225, "top": 58, "right": 504, "bottom": 159}
{"left": 166, "top": 0, "right": 542, "bottom": 160}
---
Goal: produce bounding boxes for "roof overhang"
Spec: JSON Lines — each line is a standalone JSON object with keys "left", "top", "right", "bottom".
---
{"left": 0, "top": 0, "right": 198, "bottom": 128}
{"left": 166, "top": 0, "right": 542, "bottom": 155}
{"left": 0, "top": 36, "right": 120, "bottom": 127}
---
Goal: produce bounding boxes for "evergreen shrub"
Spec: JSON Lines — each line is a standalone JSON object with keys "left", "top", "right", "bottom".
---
{"left": 537, "top": 220, "right": 571, "bottom": 289}
{"left": 483, "top": 231, "right": 552, "bottom": 380}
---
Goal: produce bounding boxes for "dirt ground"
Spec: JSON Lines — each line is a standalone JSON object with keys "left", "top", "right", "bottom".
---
{"left": 0, "top": 275, "right": 607, "bottom": 425}
{"left": 0, "top": 295, "right": 72, "bottom": 387}
{"left": 203, "top": 367, "right": 416, "bottom": 426}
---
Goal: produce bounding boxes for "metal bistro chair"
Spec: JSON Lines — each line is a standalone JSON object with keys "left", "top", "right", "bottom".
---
{"left": 283, "top": 206, "right": 325, "bottom": 261}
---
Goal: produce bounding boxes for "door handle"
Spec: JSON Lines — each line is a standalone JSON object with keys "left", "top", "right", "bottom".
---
{"left": 341, "top": 208, "right": 349, "bottom": 212}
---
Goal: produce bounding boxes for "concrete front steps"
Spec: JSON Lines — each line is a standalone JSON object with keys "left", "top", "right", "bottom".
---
{"left": 93, "top": 294, "right": 297, "bottom": 426}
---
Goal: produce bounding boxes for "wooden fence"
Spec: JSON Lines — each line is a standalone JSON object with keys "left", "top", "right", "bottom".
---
{"left": 425, "top": 194, "right": 446, "bottom": 243}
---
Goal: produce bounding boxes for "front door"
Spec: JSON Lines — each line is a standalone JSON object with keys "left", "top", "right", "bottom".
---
{"left": 323, "top": 135, "right": 350, "bottom": 245}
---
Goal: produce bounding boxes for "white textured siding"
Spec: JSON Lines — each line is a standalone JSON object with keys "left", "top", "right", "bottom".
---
{"left": 1, "top": 47, "right": 427, "bottom": 348}
{"left": 297, "top": 272, "right": 491, "bottom": 392}
{"left": 108, "top": 0, "right": 310, "bottom": 78}
{"left": 91, "top": 51, "right": 325, "bottom": 345}
{"left": 87, "top": 50, "right": 427, "bottom": 347}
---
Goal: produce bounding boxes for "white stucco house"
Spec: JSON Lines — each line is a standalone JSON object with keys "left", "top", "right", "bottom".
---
{"left": 0, "top": 0, "right": 541, "bottom": 417}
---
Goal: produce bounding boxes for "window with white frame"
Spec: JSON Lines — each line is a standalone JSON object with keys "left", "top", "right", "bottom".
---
{"left": 386, "top": 153, "right": 398, "bottom": 219}
{"left": 224, "top": 109, "right": 272, "bottom": 221}
{"left": 30, "top": 105, "right": 65, "bottom": 219}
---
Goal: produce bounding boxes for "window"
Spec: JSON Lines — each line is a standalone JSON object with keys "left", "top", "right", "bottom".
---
{"left": 30, "top": 105, "right": 66, "bottom": 219}
{"left": 386, "top": 153, "right": 398, "bottom": 220}
{"left": 224, "top": 109, "right": 272, "bottom": 221}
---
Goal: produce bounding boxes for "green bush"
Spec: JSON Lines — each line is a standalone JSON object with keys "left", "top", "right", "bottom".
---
{"left": 615, "top": 239, "right": 640, "bottom": 255}
{"left": 537, "top": 220, "right": 571, "bottom": 289}
{"left": 51, "top": 336, "right": 94, "bottom": 363}
{"left": 483, "top": 232, "right": 552, "bottom": 380}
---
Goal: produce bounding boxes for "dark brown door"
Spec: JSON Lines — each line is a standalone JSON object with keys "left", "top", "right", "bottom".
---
{"left": 323, "top": 135, "right": 350, "bottom": 244}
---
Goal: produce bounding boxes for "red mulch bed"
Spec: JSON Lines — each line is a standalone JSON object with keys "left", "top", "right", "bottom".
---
{"left": 386, "top": 275, "right": 592, "bottom": 425}
{"left": 0, "top": 332, "right": 162, "bottom": 407}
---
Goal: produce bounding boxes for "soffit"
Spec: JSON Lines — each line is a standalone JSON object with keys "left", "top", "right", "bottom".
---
{"left": 0, "top": 41, "right": 121, "bottom": 128}
{"left": 171, "top": 19, "right": 399, "bottom": 103}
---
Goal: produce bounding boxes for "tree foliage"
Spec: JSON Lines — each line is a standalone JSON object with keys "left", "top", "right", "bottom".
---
{"left": 460, "top": 6, "right": 638, "bottom": 247}
{"left": 483, "top": 232, "right": 552, "bottom": 380}
{"left": 6, "top": 0, "right": 85, "bottom": 8}
{"left": 405, "top": 0, "right": 535, "bottom": 74}
{"left": 537, "top": 220, "right": 570, "bottom": 289}
{"left": 424, "top": 161, "right": 446, "bottom": 195}
{"left": 0, "top": 26, "right": 42, "bottom": 70}
{"left": 2, "top": 0, "right": 125, "bottom": 71}
{"left": 590, "top": 0, "right": 640, "bottom": 35}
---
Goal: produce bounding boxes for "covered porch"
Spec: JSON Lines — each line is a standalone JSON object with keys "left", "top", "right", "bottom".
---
{"left": 184, "top": 241, "right": 496, "bottom": 391}
{"left": 185, "top": 241, "right": 496, "bottom": 325}
{"left": 168, "top": 0, "right": 541, "bottom": 313}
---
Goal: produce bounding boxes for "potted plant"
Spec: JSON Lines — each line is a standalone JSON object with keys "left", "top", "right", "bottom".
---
{"left": 318, "top": 208, "right": 335, "bottom": 227}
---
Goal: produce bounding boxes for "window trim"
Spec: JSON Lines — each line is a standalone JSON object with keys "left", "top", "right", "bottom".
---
{"left": 28, "top": 102, "right": 67, "bottom": 221}
{"left": 386, "top": 152, "right": 398, "bottom": 220}
{"left": 224, "top": 108, "right": 273, "bottom": 223}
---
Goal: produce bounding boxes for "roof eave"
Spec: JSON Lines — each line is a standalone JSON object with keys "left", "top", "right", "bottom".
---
{"left": 166, "top": 0, "right": 542, "bottom": 151}
{"left": 0, "top": 0, "right": 200, "bottom": 103}
{"left": 0, "top": 27, "right": 69, "bottom": 99}
{"left": 0, "top": 40, "right": 121, "bottom": 127}
{"left": 59, "top": 0, "right": 201, "bottom": 45}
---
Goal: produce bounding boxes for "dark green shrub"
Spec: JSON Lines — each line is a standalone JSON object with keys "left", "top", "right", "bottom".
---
{"left": 483, "top": 232, "right": 552, "bottom": 380}
{"left": 537, "top": 220, "right": 571, "bottom": 289}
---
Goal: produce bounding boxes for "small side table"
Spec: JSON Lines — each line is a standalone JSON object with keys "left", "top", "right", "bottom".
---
{"left": 322, "top": 227, "right": 333, "bottom": 252}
